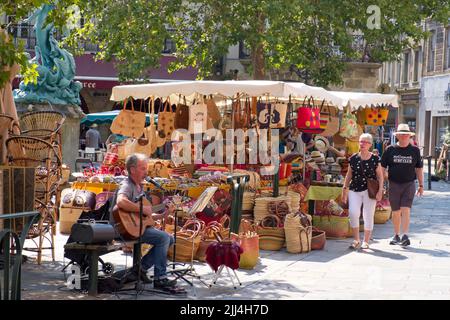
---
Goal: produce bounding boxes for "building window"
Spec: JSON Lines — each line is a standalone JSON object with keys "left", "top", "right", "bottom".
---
{"left": 413, "top": 49, "right": 420, "bottom": 82}
{"left": 396, "top": 61, "right": 401, "bottom": 84}
{"left": 428, "top": 30, "right": 436, "bottom": 72}
{"left": 446, "top": 28, "right": 450, "bottom": 69}
{"left": 402, "top": 51, "right": 410, "bottom": 83}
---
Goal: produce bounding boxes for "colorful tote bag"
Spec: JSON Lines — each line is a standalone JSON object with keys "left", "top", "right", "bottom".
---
{"left": 270, "top": 103, "right": 287, "bottom": 128}
{"left": 364, "top": 105, "right": 389, "bottom": 126}
{"left": 339, "top": 107, "right": 358, "bottom": 139}
{"left": 257, "top": 101, "right": 271, "bottom": 129}
{"left": 296, "top": 97, "right": 321, "bottom": 133}
{"left": 110, "top": 98, "right": 146, "bottom": 138}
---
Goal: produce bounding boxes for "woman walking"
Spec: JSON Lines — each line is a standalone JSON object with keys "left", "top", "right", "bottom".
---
{"left": 342, "top": 133, "right": 384, "bottom": 249}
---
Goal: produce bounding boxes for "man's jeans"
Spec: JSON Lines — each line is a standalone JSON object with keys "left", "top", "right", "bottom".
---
{"left": 140, "top": 227, "right": 174, "bottom": 279}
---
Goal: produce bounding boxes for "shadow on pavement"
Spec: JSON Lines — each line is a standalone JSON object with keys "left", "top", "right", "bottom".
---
{"left": 358, "top": 248, "right": 408, "bottom": 260}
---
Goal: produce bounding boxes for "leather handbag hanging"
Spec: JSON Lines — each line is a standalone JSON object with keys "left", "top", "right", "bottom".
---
{"left": 296, "top": 96, "right": 322, "bottom": 133}
{"left": 110, "top": 98, "right": 146, "bottom": 138}
{"left": 157, "top": 97, "right": 176, "bottom": 141}
{"left": 206, "top": 95, "right": 222, "bottom": 128}
{"left": 174, "top": 95, "right": 189, "bottom": 130}
{"left": 233, "top": 96, "right": 249, "bottom": 129}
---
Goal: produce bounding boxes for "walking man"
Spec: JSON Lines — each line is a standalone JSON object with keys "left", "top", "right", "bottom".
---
{"left": 381, "top": 124, "right": 424, "bottom": 246}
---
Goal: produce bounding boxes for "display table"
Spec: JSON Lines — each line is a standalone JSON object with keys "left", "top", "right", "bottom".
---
{"left": 304, "top": 185, "right": 343, "bottom": 215}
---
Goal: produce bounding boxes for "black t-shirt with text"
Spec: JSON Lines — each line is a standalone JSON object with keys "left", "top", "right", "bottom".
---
{"left": 380, "top": 144, "right": 423, "bottom": 183}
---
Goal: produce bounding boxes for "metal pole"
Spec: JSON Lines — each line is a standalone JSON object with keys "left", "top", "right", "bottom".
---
{"left": 425, "top": 155, "right": 432, "bottom": 190}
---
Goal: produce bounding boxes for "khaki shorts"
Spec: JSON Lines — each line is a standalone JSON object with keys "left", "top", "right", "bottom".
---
{"left": 388, "top": 181, "right": 416, "bottom": 211}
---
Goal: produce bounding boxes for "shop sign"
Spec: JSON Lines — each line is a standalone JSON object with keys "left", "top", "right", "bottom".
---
{"left": 81, "top": 81, "right": 97, "bottom": 89}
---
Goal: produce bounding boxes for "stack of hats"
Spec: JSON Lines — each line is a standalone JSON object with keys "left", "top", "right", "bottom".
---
{"left": 242, "top": 192, "right": 256, "bottom": 211}
{"left": 330, "top": 163, "right": 342, "bottom": 175}
{"left": 325, "top": 157, "right": 335, "bottom": 165}
{"left": 311, "top": 151, "right": 325, "bottom": 164}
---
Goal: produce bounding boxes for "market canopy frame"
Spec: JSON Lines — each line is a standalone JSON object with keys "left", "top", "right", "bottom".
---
{"left": 110, "top": 80, "right": 347, "bottom": 107}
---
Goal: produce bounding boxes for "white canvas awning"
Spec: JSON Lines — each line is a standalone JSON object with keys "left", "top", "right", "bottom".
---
{"left": 328, "top": 91, "right": 399, "bottom": 110}
{"left": 110, "top": 80, "right": 347, "bottom": 107}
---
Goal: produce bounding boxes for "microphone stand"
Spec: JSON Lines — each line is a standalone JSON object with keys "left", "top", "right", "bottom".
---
{"left": 114, "top": 191, "right": 146, "bottom": 299}
{"left": 134, "top": 192, "right": 146, "bottom": 294}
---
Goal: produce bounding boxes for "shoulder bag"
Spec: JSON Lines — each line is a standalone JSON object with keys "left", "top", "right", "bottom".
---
{"left": 358, "top": 154, "right": 379, "bottom": 199}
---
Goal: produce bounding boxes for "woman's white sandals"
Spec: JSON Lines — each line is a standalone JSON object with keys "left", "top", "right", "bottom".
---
{"left": 360, "top": 242, "right": 370, "bottom": 249}
{"left": 349, "top": 240, "right": 360, "bottom": 249}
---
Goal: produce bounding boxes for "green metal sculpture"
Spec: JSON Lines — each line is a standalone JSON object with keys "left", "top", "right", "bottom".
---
{"left": 13, "top": 4, "right": 82, "bottom": 105}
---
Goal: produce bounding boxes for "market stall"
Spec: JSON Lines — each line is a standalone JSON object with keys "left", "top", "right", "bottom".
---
{"left": 62, "top": 80, "right": 399, "bottom": 272}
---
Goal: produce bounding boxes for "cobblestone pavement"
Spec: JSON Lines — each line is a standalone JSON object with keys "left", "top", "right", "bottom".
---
{"left": 19, "top": 178, "right": 450, "bottom": 300}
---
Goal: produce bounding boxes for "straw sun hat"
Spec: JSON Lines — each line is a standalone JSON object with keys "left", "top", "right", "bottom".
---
{"left": 394, "top": 123, "right": 415, "bottom": 136}
{"left": 314, "top": 135, "right": 330, "bottom": 153}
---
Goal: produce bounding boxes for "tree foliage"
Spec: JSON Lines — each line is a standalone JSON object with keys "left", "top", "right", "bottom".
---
{"left": 1, "top": 0, "right": 449, "bottom": 88}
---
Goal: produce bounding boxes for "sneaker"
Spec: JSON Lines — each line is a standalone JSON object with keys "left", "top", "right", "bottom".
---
{"left": 400, "top": 234, "right": 410, "bottom": 246}
{"left": 139, "top": 269, "right": 153, "bottom": 284}
{"left": 389, "top": 234, "right": 401, "bottom": 245}
{"left": 131, "top": 265, "right": 152, "bottom": 284}
{"left": 154, "top": 278, "right": 177, "bottom": 289}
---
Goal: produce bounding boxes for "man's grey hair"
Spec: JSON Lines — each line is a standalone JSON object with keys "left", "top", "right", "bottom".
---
{"left": 125, "top": 153, "right": 149, "bottom": 173}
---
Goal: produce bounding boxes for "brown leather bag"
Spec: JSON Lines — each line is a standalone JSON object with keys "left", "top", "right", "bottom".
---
{"left": 359, "top": 158, "right": 379, "bottom": 199}
{"left": 175, "top": 96, "right": 189, "bottom": 130}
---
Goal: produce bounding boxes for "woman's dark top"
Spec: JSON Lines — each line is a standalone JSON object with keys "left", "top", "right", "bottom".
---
{"left": 349, "top": 153, "right": 380, "bottom": 192}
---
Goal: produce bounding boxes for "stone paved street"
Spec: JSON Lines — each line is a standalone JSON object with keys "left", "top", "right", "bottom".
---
{"left": 19, "top": 178, "right": 450, "bottom": 300}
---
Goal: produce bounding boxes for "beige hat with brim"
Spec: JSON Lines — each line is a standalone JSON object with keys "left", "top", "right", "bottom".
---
{"left": 394, "top": 123, "right": 415, "bottom": 136}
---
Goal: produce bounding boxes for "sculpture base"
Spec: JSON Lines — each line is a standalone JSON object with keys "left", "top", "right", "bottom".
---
{"left": 15, "top": 103, "right": 85, "bottom": 171}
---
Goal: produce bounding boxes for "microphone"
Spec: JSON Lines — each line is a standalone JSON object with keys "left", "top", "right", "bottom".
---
{"left": 145, "top": 176, "right": 165, "bottom": 191}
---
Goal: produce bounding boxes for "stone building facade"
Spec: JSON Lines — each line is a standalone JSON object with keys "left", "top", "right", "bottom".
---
{"left": 419, "top": 20, "right": 450, "bottom": 157}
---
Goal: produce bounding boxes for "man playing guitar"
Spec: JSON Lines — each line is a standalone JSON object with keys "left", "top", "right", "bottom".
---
{"left": 114, "top": 153, "right": 176, "bottom": 289}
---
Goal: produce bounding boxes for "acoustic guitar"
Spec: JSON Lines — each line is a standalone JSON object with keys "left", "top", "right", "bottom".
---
{"left": 112, "top": 197, "right": 165, "bottom": 240}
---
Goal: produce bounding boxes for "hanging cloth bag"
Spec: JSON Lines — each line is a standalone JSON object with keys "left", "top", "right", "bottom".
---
{"left": 157, "top": 97, "right": 176, "bottom": 141}
{"left": 110, "top": 98, "right": 146, "bottom": 138}
{"left": 364, "top": 105, "right": 389, "bottom": 126}
{"left": 321, "top": 103, "right": 340, "bottom": 137}
{"left": 270, "top": 101, "right": 287, "bottom": 128}
{"left": 296, "top": 96, "right": 321, "bottom": 133}
{"left": 189, "top": 96, "right": 208, "bottom": 134}
{"left": 339, "top": 107, "right": 358, "bottom": 139}
{"left": 257, "top": 96, "right": 271, "bottom": 129}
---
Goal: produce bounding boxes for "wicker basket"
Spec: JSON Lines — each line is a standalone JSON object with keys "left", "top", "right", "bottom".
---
{"left": 311, "top": 227, "right": 326, "bottom": 250}
{"left": 313, "top": 215, "right": 350, "bottom": 239}
{"left": 167, "top": 219, "right": 203, "bottom": 262}
{"left": 257, "top": 215, "right": 285, "bottom": 251}
{"left": 195, "top": 223, "right": 221, "bottom": 262}
{"left": 284, "top": 213, "right": 312, "bottom": 253}
{"left": 259, "top": 236, "right": 285, "bottom": 251}
{"left": 374, "top": 205, "right": 391, "bottom": 224}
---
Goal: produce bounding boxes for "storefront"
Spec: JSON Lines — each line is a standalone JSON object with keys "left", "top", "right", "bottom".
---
{"left": 419, "top": 74, "right": 450, "bottom": 157}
